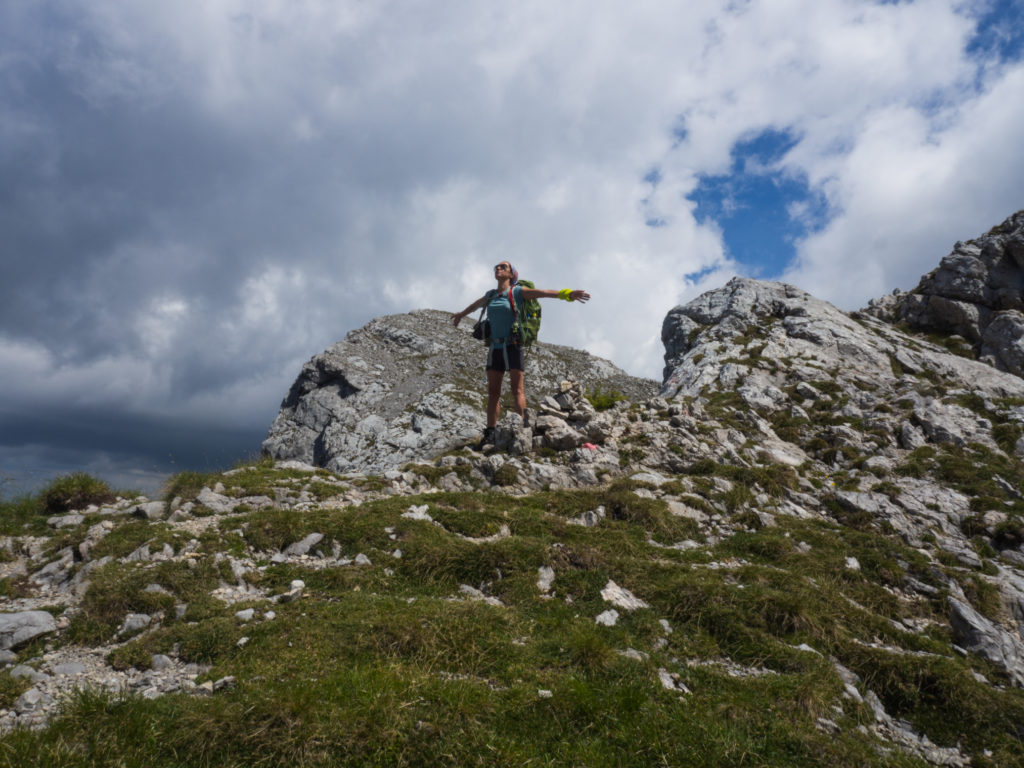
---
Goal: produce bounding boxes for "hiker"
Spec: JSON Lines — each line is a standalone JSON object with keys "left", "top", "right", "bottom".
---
{"left": 452, "top": 261, "right": 590, "bottom": 443}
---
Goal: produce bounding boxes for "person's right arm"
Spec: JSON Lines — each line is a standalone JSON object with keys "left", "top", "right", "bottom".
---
{"left": 452, "top": 295, "right": 487, "bottom": 327}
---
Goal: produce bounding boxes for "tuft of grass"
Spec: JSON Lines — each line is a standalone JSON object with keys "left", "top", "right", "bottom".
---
{"left": 107, "top": 642, "right": 153, "bottom": 672}
{"left": 162, "top": 470, "right": 219, "bottom": 503}
{"left": 40, "top": 473, "right": 116, "bottom": 514}
{"left": 585, "top": 385, "right": 627, "bottom": 412}
{"left": 492, "top": 463, "right": 519, "bottom": 487}
{"left": 243, "top": 506, "right": 307, "bottom": 552}
{"left": 0, "top": 671, "right": 30, "bottom": 710}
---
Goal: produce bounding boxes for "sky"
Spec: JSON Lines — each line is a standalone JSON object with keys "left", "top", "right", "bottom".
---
{"left": 1, "top": 0, "right": 1023, "bottom": 496}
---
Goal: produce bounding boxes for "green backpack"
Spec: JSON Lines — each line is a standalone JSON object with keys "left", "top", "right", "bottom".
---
{"left": 511, "top": 280, "right": 542, "bottom": 348}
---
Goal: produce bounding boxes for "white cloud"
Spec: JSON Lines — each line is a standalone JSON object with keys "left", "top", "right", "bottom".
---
{"left": 783, "top": 63, "right": 1024, "bottom": 305}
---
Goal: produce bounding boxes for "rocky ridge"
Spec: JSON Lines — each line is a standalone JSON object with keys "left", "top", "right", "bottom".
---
{"left": 3, "top": 214, "right": 1024, "bottom": 763}
{"left": 261, "top": 309, "right": 658, "bottom": 474}
{"left": 864, "top": 210, "right": 1024, "bottom": 377}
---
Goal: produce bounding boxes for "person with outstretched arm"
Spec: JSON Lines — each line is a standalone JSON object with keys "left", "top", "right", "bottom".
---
{"left": 452, "top": 261, "right": 589, "bottom": 444}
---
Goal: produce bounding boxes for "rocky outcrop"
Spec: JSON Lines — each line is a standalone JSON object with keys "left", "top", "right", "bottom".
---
{"left": 662, "top": 276, "right": 1024, "bottom": 403}
{"left": 863, "top": 210, "right": 1024, "bottom": 378}
{"left": 262, "top": 309, "right": 657, "bottom": 473}
{"left": 657, "top": 274, "right": 1024, "bottom": 689}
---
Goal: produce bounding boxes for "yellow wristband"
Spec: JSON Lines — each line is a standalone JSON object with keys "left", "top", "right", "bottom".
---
{"left": 558, "top": 289, "right": 573, "bottom": 301}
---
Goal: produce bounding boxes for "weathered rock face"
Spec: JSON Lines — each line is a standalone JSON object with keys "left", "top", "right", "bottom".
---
{"left": 661, "top": 276, "right": 1024, "bottom": 406}
{"left": 658, "top": 273, "right": 1024, "bottom": 688}
{"left": 863, "top": 210, "right": 1024, "bottom": 378}
{"left": 262, "top": 309, "right": 658, "bottom": 473}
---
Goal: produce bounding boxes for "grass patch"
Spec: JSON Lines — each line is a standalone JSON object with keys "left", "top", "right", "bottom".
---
{"left": 38, "top": 473, "right": 116, "bottom": 515}
{"left": 5, "top": 476, "right": 1024, "bottom": 766}
{"left": 0, "top": 672, "right": 30, "bottom": 710}
{"left": 585, "top": 385, "right": 628, "bottom": 412}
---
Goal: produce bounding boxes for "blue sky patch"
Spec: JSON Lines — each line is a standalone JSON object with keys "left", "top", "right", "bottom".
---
{"left": 643, "top": 167, "right": 662, "bottom": 186}
{"left": 687, "top": 128, "right": 829, "bottom": 277}
{"left": 682, "top": 264, "right": 719, "bottom": 286}
{"left": 671, "top": 115, "right": 689, "bottom": 147}
{"left": 967, "top": 0, "right": 1024, "bottom": 62}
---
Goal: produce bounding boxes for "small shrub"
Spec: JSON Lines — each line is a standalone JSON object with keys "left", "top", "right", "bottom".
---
{"left": 721, "top": 482, "right": 754, "bottom": 512}
{"left": 40, "top": 473, "right": 115, "bottom": 514}
{"left": 733, "top": 509, "right": 764, "bottom": 531}
{"left": 162, "top": 471, "right": 218, "bottom": 503}
{"left": 961, "top": 576, "right": 1003, "bottom": 621}
{"left": 173, "top": 617, "right": 238, "bottom": 663}
{"left": 680, "top": 494, "right": 717, "bottom": 517}
{"left": 492, "top": 464, "right": 518, "bottom": 487}
{"left": 992, "top": 519, "right": 1024, "bottom": 550}
{"left": 823, "top": 495, "right": 874, "bottom": 532}
{"left": 244, "top": 507, "right": 305, "bottom": 552}
{"left": 589, "top": 385, "right": 626, "bottom": 415}
{"left": 585, "top": 385, "right": 627, "bottom": 412}
{"left": 681, "top": 458, "right": 718, "bottom": 476}
{"left": 0, "top": 672, "right": 30, "bottom": 709}
{"left": 959, "top": 514, "right": 988, "bottom": 538}
{"left": 617, "top": 447, "right": 645, "bottom": 467}
{"left": 107, "top": 642, "right": 153, "bottom": 671}
{"left": 567, "top": 627, "right": 614, "bottom": 674}
{"left": 870, "top": 481, "right": 901, "bottom": 501}
{"left": 993, "top": 422, "right": 1024, "bottom": 455}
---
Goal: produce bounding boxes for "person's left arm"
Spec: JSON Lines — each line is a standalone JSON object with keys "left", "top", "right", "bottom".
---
{"left": 519, "top": 288, "right": 590, "bottom": 303}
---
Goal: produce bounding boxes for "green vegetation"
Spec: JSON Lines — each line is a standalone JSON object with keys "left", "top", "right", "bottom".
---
{"left": 0, "top": 473, "right": 121, "bottom": 536}
{"left": 585, "top": 385, "right": 627, "bottom": 412}
{"left": 5, "top": 455, "right": 1024, "bottom": 767}
{"left": 492, "top": 463, "right": 519, "bottom": 486}
{"left": 0, "top": 672, "right": 30, "bottom": 710}
{"left": 897, "top": 443, "right": 1024, "bottom": 515}
{"left": 40, "top": 473, "right": 117, "bottom": 514}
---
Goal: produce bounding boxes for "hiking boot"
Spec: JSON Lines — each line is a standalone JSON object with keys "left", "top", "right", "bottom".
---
{"left": 478, "top": 426, "right": 495, "bottom": 448}
{"left": 522, "top": 408, "right": 534, "bottom": 429}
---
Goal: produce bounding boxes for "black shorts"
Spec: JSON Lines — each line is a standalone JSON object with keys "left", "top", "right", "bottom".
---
{"left": 486, "top": 344, "right": 523, "bottom": 372}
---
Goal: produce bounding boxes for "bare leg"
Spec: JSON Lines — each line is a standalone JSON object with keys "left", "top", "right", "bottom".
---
{"left": 509, "top": 369, "right": 526, "bottom": 417}
{"left": 486, "top": 369, "right": 504, "bottom": 428}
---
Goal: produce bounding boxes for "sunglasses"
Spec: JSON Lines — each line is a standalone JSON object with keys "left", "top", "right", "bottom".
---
{"left": 494, "top": 264, "right": 511, "bottom": 271}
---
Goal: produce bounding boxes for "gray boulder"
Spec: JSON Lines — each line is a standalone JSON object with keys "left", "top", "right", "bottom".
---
{"left": 948, "top": 596, "right": 1024, "bottom": 687}
{"left": 283, "top": 533, "right": 325, "bottom": 557}
{"left": 132, "top": 501, "right": 167, "bottom": 521}
{"left": 0, "top": 611, "right": 57, "bottom": 650}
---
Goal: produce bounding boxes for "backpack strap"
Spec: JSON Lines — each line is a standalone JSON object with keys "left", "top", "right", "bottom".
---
{"left": 476, "top": 289, "right": 495, "bottom": 325}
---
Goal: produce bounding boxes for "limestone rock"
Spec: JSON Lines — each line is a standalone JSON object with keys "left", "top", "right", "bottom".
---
{"left": 864, "top": 210, "right": 1024, "bottom": 378}
{"left": 283, "top": 533, "right": 325, "bottom": 557}
{"left": 263, "top": 309, "right": 656, "bottom": 474}
{"left": 948, "top": 596, "right": 1024, "bottom": 687}
{"left": 0, "top": 611, "right": 57, "bottom": 650}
